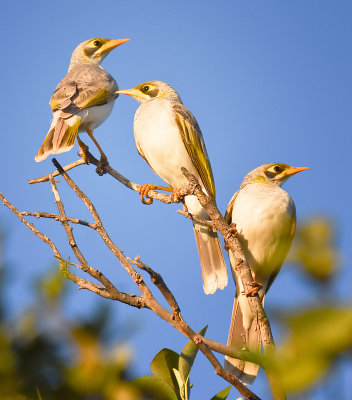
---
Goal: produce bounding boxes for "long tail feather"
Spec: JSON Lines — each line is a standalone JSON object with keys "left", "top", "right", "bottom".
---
{"left": 224, "top": 294, "right": 261, "bottom": 384}
{"left": 35, "top": 116, "right": 81, "bottom": 162}
{"left": 193, "top": 223, "right": 228, "bottom": 294}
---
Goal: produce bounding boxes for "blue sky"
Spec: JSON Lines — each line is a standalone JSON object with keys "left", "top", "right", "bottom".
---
{"left": 1, "top": 1, "right": 351, "bottom": 398}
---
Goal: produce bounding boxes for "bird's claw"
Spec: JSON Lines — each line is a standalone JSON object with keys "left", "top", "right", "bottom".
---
{"left": 245, "top": 281, "right": 263, "bottom": 297}
{"left": 139, "top": 184, "right": 156, "bottom": 205}
{"left": 229, "top": 222, "right": 238, "bottom": 235}
{"left": 170, "top": 188, "right": 182, "bottom": 203}
{"left": 96, "top": 155, "right": 109, "bottom": 176}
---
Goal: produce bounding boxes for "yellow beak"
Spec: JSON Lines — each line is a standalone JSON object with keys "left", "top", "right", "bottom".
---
{"left": 116, "top": 88, "right": 148, "bottom": 102}
{"left": 94, "top": 38, "right": 130, "bottom": 58}
{"left": 273, "top": 166, "right": 309, "bottom": 183}
{"left": 284, "top": 166, "right": 310, "bottom": 177}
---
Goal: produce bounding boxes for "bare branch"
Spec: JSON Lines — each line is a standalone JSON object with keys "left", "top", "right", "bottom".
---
{"left": 3, "top": 160, "right": 267, "bottom": 400}
{"left": 177, "top": 209, "right": 214, "bottom": 228}
{"left": 28, "top": 159, "right": 86, "bottom": 184}
{"left": 21, "top": 211, "right": 96, "bottom": 229}
{"left": 0, "top": 192, "right": 61, "bottom": 259}
{"left": 129, "top": 255, "right": 181, "bottom": 316}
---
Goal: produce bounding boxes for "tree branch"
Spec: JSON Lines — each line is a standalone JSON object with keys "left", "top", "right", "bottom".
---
{"left": 2, "top": 161, "right": 263, "bottom": 400}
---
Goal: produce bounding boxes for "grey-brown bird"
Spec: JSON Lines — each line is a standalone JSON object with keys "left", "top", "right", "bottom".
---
{"left": 116, "top": 81, "right": 228, "bottom": 294}
{"left": 224, "top": 163, "right": 308, "bottom": 384}
{"left": 35, "top": 37, "right": 129, "bottom": 174}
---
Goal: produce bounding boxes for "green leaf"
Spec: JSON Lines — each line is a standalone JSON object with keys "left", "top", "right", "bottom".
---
{"left": 179, "top": 326, "right": 208, "bottom": 384}
{"left": 173, "top": 368, "right": 187, "bottom": 400}
{"left": 210, "top": 386, "right": 231, "bottom": 400}
{"left": 272, "top": 307, "right": 352, "bottom": 392}
{"left": 132, "top": 376, "right": 179, "bottom": 400}
{"left": 151, "top": 348, "right": 180, "bottom": 392}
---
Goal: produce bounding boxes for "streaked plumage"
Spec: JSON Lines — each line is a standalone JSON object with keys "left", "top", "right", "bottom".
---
{"left": 35, "top": 38, "right": 129, "bottom": 171}
{"left": 224, "top": 163, "right": 308, "bottom": 384}
{"left": 117, "top": 81, "right": 228, "bottom": 294}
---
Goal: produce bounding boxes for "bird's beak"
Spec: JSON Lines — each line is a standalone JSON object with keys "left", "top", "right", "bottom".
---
{"left": 284, "top": 166, "right": 310, "bottom": 177}
{"left": 116, "top": 88, "right": 147, "bottom": 102}
{"left": 94, "top": 38, "right": 130, "bottom": 58}
{"left": 273, "top": 166, "right": 309, "bottom": 183}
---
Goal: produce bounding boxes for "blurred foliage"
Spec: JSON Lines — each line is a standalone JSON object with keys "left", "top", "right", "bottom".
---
{"left": 133, "top": 326, "right": 231, "bottom": 400}
{"left": 0, "top": 263, "right": 142, "bottom": 400}
{"left": 264, "top": 307, "right": 352, "bottom": 394}
{"left": 0, "top": 215, "right": 350, "bottom": 399}
{"left": 289, "top": 217, "right": 339, "bottom": 283}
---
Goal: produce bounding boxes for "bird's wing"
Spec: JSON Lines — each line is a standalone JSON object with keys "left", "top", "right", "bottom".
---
{"left": 50, "top": 67, "right": 118, "bottom": 117}
{"left": 265, "top": 208, "right": 296, "bottom": 293}
{"left": 224, "top": 190, "right": 239, "bottom": 224}
{"left": 135, "top": 139, "right": 149, "bottom": 165}
{"left": 172, "top": 102, "right": 215, "bottom": 196}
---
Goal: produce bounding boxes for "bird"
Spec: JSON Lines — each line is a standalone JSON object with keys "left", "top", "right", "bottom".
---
{"left": 116, "top": 81, "right": 228, "bottom": 294}
{"left": 35, "top": 37, "right": 130, "bottom": 174}
{"left": 224, "top": 163, "right": 308, "bottom": 384}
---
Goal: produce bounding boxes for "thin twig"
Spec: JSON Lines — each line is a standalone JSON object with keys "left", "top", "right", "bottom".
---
{"left": 129, "top": 255, "right": 181, "bottom": 316}
{"left": 176, "top": 209, "right": 214, "bottom": 228}
{"left": 29, "top": 159, "right": 87, "bottom": 184}
{"left": 21, "top": 211, "right": 96, "bottom": 229}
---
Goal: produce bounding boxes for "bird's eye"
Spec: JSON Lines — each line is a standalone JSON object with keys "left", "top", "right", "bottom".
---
{"left": 273, "top": 166, "right": 281, "bottom": 172}
{"left": 142, "top": 85, "right": 150, "bottom": 92}
{"left": 94, "top": 40, "right": 101, "bottom": 47}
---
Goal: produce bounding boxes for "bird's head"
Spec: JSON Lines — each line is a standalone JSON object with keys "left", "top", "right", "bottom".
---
{"left": 116, "top": 81, "right": 182, "bottom": 103}
{"left": 241, "top": 163, "right": 309, "bottom": 188}
{"left": 70, "top": 38, "right": 130, "bottom": 68}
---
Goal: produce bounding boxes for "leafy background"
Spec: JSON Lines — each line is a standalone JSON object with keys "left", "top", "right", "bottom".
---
{"left": 0, "top": 1, "right": 351, "bottom": 399}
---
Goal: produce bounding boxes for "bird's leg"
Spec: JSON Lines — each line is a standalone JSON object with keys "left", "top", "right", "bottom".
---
{"left": 86, "top": 128, "right": 108, "bottom": 176}
{"left": 182, "top": 201, "right": 190, "bottom": 215}
{"left": 138, "top": 184, "right": 173, "bottom": 205}
{"left": 77, "top": 135, "right": 89, "bottom": 164}
{"left": 245, "top": 281, "right": 263, "bottom": 297}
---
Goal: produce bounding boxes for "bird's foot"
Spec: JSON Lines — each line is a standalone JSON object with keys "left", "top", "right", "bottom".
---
{"left": 245, "top": 281, "right": 263, "bottom": 297}
{"left": 96, "top": 155, "right": 109, "bottom": 176}
{"left": 138, "top": 184, "right": 173, "bottom": 205}
{"left": 170, "top": 188, "right": 183, "bottom": 203}
{"left": 225, "top": 223, "right": 238, "bottom": 250}
{"left": 77, "top": 143, "right": 90, "bottom": 164}
{"left": 229, "top": 222, "right": 238, "bottom": 235}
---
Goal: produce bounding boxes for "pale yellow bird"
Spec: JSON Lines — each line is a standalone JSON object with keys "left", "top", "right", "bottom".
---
{"left": 35, "top": 37, "right": 129, "bottom": 174}
{"left": 224, "top": 163, "right": 308, "bottom": 384}
{"left": 116, "top": 81, "right": 228, "bottom": 294}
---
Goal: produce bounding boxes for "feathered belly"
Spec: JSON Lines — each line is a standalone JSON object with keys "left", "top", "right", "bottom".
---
{"left": 78, "top": 101, "right": 115, "bottom": 132}
{"left": 135, "top": 107, "right": 201, "bottom": 188}
{"left": 232, "top": 185, "right": 295, "bottom": 281}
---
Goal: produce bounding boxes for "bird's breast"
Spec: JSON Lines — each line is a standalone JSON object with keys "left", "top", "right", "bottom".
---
{"left": 78, "top": 101, "right": 115, "bottom": 132}
{"left": 232, "top": 183, "right": 296, "bottom": 282}
{"left": 134, "top": 100, "right": 201, "bottom": 189}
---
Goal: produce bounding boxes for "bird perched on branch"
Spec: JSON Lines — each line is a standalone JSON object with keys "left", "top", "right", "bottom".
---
{"left": 35, "top": 37, "right": 130, "bottom": 174}
{"left": 116, "top": 81, "right": 227, "bottom": 294}
{"left": 224, "top": 163, "right": 308, "bottom": 384}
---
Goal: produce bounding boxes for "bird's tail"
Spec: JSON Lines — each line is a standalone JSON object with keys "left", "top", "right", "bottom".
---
{"left": 193, "top": 223, "right": 228, "bottom": 294}
{"left": 224, "top": 289, "right": 264, "bottom": 384}
{"left": 35, "top": 115, "right": 81, "bottom": 162}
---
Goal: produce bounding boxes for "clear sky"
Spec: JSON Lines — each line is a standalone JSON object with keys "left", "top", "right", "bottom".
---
{"left": 0, "top": 1, "right": 351, "bottom": 399}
